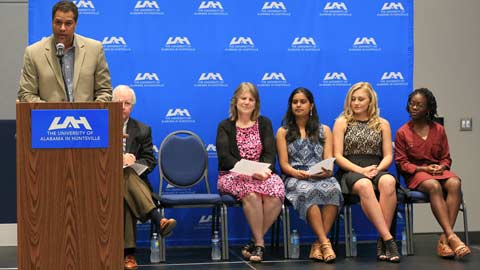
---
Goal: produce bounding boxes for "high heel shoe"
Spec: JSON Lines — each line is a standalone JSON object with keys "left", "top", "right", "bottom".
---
{"left": 447, "top": 234, "right": 471, "bottom": 258}
{"left": 320, "top": 239, "right": 336, "bottom": 263}
{"left": 384, "top": 238, "right": 401, "bottom": 263}
{"left": 309, "top": 240, "right": 323, "bottom": 261}
{"left": 241, "top": 240, "right": 255, "bottom": 260}
{"left": 249, "top": 246, "right": 265, "bottom": 263}
{"left": 376, "top": 237, "right": 387, "bottom": 261}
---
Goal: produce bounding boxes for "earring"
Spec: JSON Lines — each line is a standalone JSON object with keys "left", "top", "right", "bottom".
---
{"left": 309, "top": 109, "right": 312, "bottom": 116}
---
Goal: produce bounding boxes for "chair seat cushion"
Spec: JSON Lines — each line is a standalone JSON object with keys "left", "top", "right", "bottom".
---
{"left": 160, "top": 193, "right": 221, "bottom": 207}
{"left": 221, "top": 194, "right": 241, "bottom": 206}
{"left": 407, "top": 191, "right": 429, "bottom": 203}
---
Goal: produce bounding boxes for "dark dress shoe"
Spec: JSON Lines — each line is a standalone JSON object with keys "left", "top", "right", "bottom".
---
{"left": 159, "top": 218, "right": 177, "bottom": 237}
{"left": 124, "top": 255, "right": 138, "bottom": 269}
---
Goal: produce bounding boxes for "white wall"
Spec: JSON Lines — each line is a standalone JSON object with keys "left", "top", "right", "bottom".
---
{"left": 0, "top": 0, "right": 27, "bottom": 119}
{"left": 413, "top": 0, "right": 480, "bottom": 233}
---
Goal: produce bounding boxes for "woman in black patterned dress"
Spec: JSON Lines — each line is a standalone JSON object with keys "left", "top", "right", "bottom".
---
{"left": 332, "top": 82, "right": 400, "bottom": 262}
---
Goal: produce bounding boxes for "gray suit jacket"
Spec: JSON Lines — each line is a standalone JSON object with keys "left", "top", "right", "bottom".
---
{"left": 18, "top": 34, "right": 112, "bottom": 102}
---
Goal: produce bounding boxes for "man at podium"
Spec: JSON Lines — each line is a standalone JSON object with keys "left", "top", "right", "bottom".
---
{"left": 113, "top": 85, "right": 176, "bottom": 269}
{"left": 17, "top": 0, "right": 112, "bottom": 102}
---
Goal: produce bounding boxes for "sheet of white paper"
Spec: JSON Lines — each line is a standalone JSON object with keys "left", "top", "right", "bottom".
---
{"left": 230, "top": 159, "right": 271, "bottom": 176}
{"left": 124, "top": 162, "right": 148, "bottom": 176}
{"left": 306, "top": 157, "right": 336, "bottom": 175}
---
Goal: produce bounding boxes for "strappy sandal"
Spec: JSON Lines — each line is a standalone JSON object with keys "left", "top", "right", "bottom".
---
{"left": 447, "top": 234, "right": 471, "bottom": 258}
{"left": 384, "top": 238, "right": 401, "bottom": 263}
{"left": 320, "top": 239, "right": 336, "bottom": 263}
{"left": 249, "top": 246, "right": 265, "bottom": 263}
{"left": 309, "top": 240, "right": 323, "bottom": 261}
{"left": 241, "top": 240, "right": 255, "bottom": 260}
{"left": 437, "top": 238, "right": 455, "bottom": 258}
{"left": 376, "top": 237, "right": 387, "bottom": 261}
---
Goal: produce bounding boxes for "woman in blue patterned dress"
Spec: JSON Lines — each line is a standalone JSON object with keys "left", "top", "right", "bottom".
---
{"left": 276, "top": 87, "right": 342, "bottom": 263}
{"left": 216, "top": 82, "right": 285, "bottom": 263}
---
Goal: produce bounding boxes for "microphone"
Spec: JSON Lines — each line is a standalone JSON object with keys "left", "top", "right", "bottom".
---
{"left": 56, "top": 43, "right": 65, "bottom": 58}
{"left": 55, "top": 42, "right": 70, "bottom": 101}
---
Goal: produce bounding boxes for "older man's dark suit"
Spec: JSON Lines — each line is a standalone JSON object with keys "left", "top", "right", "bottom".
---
{"left": 124, "top": 117, "right": 157, "bottom": 249}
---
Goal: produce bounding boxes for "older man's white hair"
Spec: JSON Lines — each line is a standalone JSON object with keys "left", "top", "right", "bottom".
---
{"left": 112, "top": 85, "right": 136, "bottom": 104}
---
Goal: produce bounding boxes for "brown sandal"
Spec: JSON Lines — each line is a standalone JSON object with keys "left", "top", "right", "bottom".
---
{"left": 320, "top": 239, "right": 336, "bottom": 263}
{"left": 437, "top": 238, "right": 454, "bottom": 258}
{"left": 309, "top": 240, "right": 323, "bottom": 261}
{"left": 447, "top": 234, "right": 471, "bottom": 258}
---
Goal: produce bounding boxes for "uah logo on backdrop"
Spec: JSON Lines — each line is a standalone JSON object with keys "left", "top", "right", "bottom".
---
{"left": 102, "top": 36, "right": 131, "bottom": 51}
{"left": 193, "top": 214, "right": 213, "bottom": 230}
{"left": 376, "top": 71, "right": 408, "bottom": 87}
{"left": 31, "top": 109, "right": 109, "bottom": 148}
{"left": 161, "top": 108, "right": 195, "bottom": 123}
{"left": 194, "top": 1, "right": 228, "bottom": 16}
{"left": 318, "top": 72, "right": 351, "bottom": 87}
{"left": 73, "top": 0, "right": 99, "bottom": 15}
{"left": 206, "top": 144, "right": 217, "bottom": 158}
{"left": 258, "top": 1, "right": 291, "bottom": 16}
{"left": 161, "top": 36, "right": 196, "bottom": 51}
{"left": 377, "top": 2, "right": 408, "bottom": 16}
{"left": 320, "top": 1, "right": 352, "bottom": 16}
{"left": 131, "top": 72, "right": 165, "bottom": 88}
{"left": 130, "top": 0, "right": 164, "bottom": 15}
{"left": 225, "top": 36, "right": 258, "bottom": 52}
{"left": 349, "top": 37, "right": 381, "bottom": 52}
{"left": 258, "top": 72, "right": 291, "bottom": 87}
{"left": 288, "top": 37, "right": 321, "bottom": 52}
{"left": 194, "top": 72, "right": 229, "bottom": 87}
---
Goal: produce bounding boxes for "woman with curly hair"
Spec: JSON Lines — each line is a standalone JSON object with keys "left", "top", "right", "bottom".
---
{"left": 395, "top": 88, "right": 470, "bottom": 258}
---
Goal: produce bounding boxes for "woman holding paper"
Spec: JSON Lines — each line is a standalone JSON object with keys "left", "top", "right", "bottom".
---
{"left": 216, "top": 82, "right": 285, "bottom": 263}
{"left": 332, "top": 82, "right": 400, "bottom": 262}
{"left": 276, "top": 87, "right": 342, "bottom": 263}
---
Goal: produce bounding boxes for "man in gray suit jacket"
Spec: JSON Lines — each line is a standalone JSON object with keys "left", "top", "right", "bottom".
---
{"left": 18, "top": 0, "right": 111, "bottom": 102}
{"left": 113, "top": 85, "right": 176, "bottom": 270}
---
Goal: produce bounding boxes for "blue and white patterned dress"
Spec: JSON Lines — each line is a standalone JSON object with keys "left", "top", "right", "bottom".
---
{"left": 284, "top": 125, "right": 343, "bottom": 221}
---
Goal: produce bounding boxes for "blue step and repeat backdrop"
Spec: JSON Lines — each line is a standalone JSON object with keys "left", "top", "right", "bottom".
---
{"left": 29, "top": 0, "right": 413, "bottom": 247}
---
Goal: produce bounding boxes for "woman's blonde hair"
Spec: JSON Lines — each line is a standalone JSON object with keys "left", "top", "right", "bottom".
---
{"left": 229, "top": 82, "right": 261, "bottom": 121}
{"left": 342, "top": 81, "right": 382, "bottom": 132}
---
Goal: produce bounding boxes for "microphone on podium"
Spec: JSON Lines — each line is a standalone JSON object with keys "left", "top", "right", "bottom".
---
{"left": 55, "top": 42, "right": 70, "bottom": 101}
{"left": 55, "top": 42, "right": 65, "bottom": 58}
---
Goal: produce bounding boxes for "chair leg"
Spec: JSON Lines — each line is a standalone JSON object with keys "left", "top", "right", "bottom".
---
{"left": 405, "top": 202, "right": 414, "bottom": 255}
{"left": 334, "top": 213, "right": 340, "bottom": 251}
{"left": 343, "top": 205, "right": 352, "bottom": 257}
{"left": 220, "top": 204, "right": 229, "bottom": 260}
{"left": 270, "top": 219, "right": 276, "bottom": 250}
{"left": 390, "top": 204, "right": 398, "bottom": 237}
{"left": 159, "top": 208, "right": 166, "bottom": 262}
{"left": 461, "top": 199, "right": 469, "bottom": 246}
{"left": 282, "top": 204, "right": 290, "bottom": 259}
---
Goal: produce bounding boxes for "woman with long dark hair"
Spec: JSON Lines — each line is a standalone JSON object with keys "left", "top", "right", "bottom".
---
{"left": 276, "top": 87, "right": 342, "bottom": 263}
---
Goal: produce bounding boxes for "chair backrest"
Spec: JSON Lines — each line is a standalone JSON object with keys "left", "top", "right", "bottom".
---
{"left": 158, "top": 130, "right": 210, "bottom": 194}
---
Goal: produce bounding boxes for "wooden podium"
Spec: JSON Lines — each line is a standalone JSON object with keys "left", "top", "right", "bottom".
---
{"left": 16, "top": 102, "right": 123, "bottom": 270}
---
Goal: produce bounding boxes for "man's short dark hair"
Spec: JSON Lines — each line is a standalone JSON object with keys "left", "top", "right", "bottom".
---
{"left": 52, "top": 1, "right": 79, "bottom": 22}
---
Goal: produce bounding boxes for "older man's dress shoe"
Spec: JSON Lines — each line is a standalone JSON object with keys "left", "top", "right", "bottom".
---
{"left": 159, "top": 218, "right": 177, "bottom": 237}
{"left": 124, "top": 255, "right": 138, "bottom": 270}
